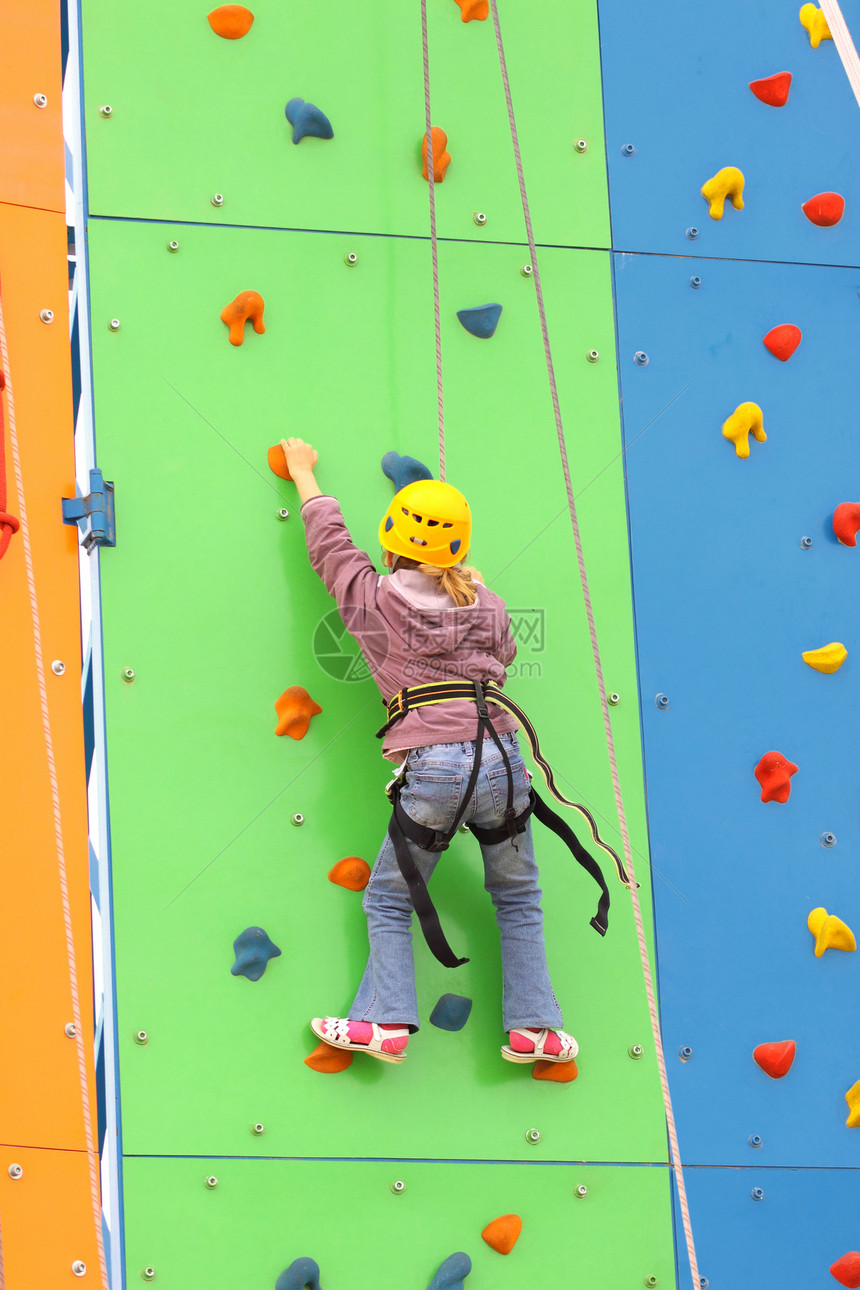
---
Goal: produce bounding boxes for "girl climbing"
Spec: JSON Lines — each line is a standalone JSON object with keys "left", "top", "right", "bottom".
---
{"left": 283, "top": 436, "right": 578, "bottom": 1068}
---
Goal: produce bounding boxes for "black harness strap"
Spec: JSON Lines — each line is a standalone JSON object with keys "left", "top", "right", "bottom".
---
{"left": 381, "top": 678, "right": 613, "bottom": 968}
{"left": 386, "top": 682, "right": 489, "bottom": 968}
{"left": 386, "top": 815, "right": 469, "bottom": 968}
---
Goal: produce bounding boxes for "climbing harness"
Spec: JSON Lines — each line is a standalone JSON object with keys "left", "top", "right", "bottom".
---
{"left": 378, "top": 678, "right": 632, "bottom": 969}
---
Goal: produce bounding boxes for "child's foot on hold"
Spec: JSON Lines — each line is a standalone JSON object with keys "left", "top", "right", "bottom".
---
{"left": 500, "top": 1026, "right": 578, "bottom": 1064}
{"left": 310, "top": 1016, "right": 410, "bottom": 1064}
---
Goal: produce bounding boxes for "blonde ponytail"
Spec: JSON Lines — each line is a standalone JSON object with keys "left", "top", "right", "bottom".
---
{"left": 389, "top": 552, "right": 481, "bottom": 607}
{"left": 417, "top": 560, "right": 480, "bottom": 607}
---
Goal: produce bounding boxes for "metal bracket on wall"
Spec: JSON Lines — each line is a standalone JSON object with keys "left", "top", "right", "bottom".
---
{"left": 62, "top": 468, "right": 116, "bottom": 551}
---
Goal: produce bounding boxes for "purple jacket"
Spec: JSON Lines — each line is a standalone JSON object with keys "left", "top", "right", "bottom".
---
{"left": 300, "top": 495, "right": 520, "bottom": 763}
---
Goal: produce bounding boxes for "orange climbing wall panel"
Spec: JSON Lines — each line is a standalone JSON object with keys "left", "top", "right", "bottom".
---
{"left": 0, "top": 74, "right": 105, "bottom": 1290}
{"left": 0, "top": 0, "right": 66, "bottom": 212}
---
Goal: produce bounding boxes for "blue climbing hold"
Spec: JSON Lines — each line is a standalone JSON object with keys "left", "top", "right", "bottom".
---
{"left": 456, "top": 303, "right": 502, "bottom": 339}
{"left": 430, "top": 994, "right": 473, "bottom": 1032}
{"left": 276, "top": 1257, "right": 322, "bottom": 1290}
{"left": 231, "top": 927, "right": 282, "bottom": 981}
{"left": 427, "top": 1252, "right": 471, "bottom": 1290}
{"left": 284, "top": 98, "right": 333, "bottom": 144}
{"left": 382, "top": 451, "right": 434, "bottom": 491}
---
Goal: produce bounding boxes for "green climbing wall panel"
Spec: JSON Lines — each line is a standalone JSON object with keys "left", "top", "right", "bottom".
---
{"left": 84, "top": 0, "right": 675, "bottom": 1280}
{"left": 124, "top": 1159, "right": 674, "bottom": 1288}
{"left": 91, "top": 216, "right": 666, "bottom": 1171}
{"left": 81, "top": 0, "right": 609, "bottom": 248}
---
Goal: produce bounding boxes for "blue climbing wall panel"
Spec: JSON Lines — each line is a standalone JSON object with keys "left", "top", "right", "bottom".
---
{"left": 601, "top": 0, "right": 860, "bottom": 1282}
{"left": 614, "top": 251, "right": 860, "bottom": 1169}
{"left": 600, "top": 0, "right": 859, "bottom": 264}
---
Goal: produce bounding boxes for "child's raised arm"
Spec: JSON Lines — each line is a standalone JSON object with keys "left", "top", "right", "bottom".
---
{"left": 282, "top": 437, "right": 322, "bottom": 505}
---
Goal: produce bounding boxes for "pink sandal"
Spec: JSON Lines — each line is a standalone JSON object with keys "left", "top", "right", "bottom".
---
{"left": 501, "top": 1026, "right": 578, "bottom": 1064}
{"left": 310, "top": 1016, "right": 410, "bottom": 1064}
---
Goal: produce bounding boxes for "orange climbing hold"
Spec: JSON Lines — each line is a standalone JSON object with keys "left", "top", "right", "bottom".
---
{"left": 454, "top": 0, "right": 489, "bottom": 19}
{"left": 268, "top": 443, "right": 292, "bottom": 481}
{"left": 754, "top": 751, "right": 798, "bottom": 804}
{"left": 328, "top": 857, "right": 371, "bottom": 891}
{"left": 304, "top": 1042, "right": 353, "bottom": 1073}
{"left": 749, "top": 72, "right": 792, "bottom": 106}
{"left": 207, "top": 5, "right": 254, "bottom": 39}
{"left": 481, "top": 1215, "right": 523, "bottom": 1255}
{"left": 802, "top": 192, "right": 845, "bottom": 227}
{"left": 275, "top": 686, "right": 323, "bottom": 739}
{"left": 221, "top": 290, "right": 265, "bottom": 345}
{"left": 831, "top": 1251, "right": 860, "bottom": 1288}
{"left": 763, "top": 324, "right": 802, "bottom": 361}
{"left": 532, "top": 1057, "right": 578, "bottom": 1083}
{"left": 422, "top": 127, "right": 451, "bottom": 183}
{"left": 753, "top": 1040, "right": 796, "bottom": 1079}
{"left": 833, "top": 502, "right": 860, "bottom": 546}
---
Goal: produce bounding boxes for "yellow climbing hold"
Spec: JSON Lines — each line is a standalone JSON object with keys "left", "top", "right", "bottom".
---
{"left": 701, "top": 166, "right": 745, "bottom": 220}
{"left": 722, "top": 402, "right": 765, "bottom": 459}
{"left": 800, "top": 3, "right": 832, "bottom": 48}
{"left": 808, "top": 907, "right": 856, "bottom": 957}
{"left": 802, "top": 642, "right": 847, "bottom": 674}
{"left": 845, "top": 1079, "right": 860, "bottom": 1128}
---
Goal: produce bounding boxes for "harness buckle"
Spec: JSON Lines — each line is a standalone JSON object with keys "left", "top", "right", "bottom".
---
{"left": 474, "top": 680, "right": 489, "bottom": 720}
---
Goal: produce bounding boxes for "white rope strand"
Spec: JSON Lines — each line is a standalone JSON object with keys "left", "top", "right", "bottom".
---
{"left": 487, "top": 2, "right": 701, "bottom": 1285}
{"left": 819, "top": 0, "right": 860, "bottom": 109}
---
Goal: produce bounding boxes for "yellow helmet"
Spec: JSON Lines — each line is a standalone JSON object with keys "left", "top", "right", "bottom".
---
{"left": 379, "top": 479, "right": 471, "bottom": 569}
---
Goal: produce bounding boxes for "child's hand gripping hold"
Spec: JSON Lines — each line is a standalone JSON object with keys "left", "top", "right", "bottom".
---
{"left": 281, "top": 437, "right": 322, "bottom": 504}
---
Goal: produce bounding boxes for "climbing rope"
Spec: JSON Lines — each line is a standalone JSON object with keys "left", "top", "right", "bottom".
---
{"left": 0, "top": 277, "right": 20, "bottom": 561}
{"left": 819, "top": 0, "right": 860, "bottom": 109}
{"left": 486, "top": 2, "right": 701, "bottom": 1285}
{"left": 420, "top": 0, "right": 446, "bottom": 481}
{"left": 0, "top": 276, "right": 109, "bottom": 1288}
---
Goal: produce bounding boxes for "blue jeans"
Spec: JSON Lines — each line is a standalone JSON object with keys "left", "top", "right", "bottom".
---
{"left": 350, "top": 731, "right": 564, "bottom": 1034}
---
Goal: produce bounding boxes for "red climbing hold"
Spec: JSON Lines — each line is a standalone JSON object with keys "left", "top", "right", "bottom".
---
{"left": 328, "top": 857, "right": 371, "bottom": 891}
{"left": 749, "top": 71, "right": 792, "bottom": 106}
{"left": 753, "top": 1040, "right": 796, "bottom": 1079}
{"left": 268, "top": 443, "right": 292, "bottom": 481}
{"left": 422, "top": 127, "right": 451, "bottom": 183}
{"left": 833, "top": 502, "right": 860, "bottom": 546}
{"left": 830, "top": 1252, "right": 860, "bottom": 1288}
{"left": 762, "top": 324, "right": 802, "bottom": 361}
{"left": 754, "top": 751, "right": 798, "bottom": 804}
{"left": 802, "top": 192, "right": 845, "bottom": 227}
{"left": 274, "top": 686, "right": 322, "bottom": 739}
